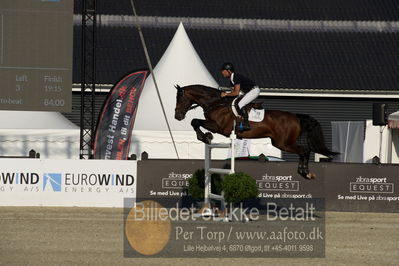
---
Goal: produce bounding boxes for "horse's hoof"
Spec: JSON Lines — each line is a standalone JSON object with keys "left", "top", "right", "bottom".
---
{"left": 199, "top": 135, "right": 211, "bottom": 144}
{"left": 306, "top": 173, "right": 316, "bottom": 179}
{"left": 204, "top": 133, "right": 213, "bottom": 144}
{"left": 204, "top": 132, "right": 213, "bottom": 141}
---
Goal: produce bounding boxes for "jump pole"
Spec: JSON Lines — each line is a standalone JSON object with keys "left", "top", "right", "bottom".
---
{"left": 201, "top": 127, "right": 236, "bottom": 219}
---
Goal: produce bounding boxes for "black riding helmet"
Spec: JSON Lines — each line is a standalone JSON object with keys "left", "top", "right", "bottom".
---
{"left": 221, "top": 62, "right": 234, "bottom": 72}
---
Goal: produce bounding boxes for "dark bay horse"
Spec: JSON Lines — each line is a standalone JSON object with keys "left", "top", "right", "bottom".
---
{"left": 174, "top": 84, "right": 338, "bottom": 179}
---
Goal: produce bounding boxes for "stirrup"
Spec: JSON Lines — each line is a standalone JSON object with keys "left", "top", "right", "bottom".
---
{"left": 238, "top": 121, "right": 250, "bottom": 132}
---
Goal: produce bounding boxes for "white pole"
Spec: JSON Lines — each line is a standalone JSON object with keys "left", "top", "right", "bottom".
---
{"left": 204, "top": 144, "right": 211, "bottom": 206}
{"left": 129, "top": 0, "right": 180, "bottom": 159}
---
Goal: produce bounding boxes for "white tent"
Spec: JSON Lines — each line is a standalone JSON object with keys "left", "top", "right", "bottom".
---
{"left": 0, "top": 111, "right": 80, "bottom": 159}
{"left": 130, "top": 23, "right": 281, "bottom": 159}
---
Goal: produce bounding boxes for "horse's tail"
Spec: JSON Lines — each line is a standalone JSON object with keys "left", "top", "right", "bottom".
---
{"left": 296, "top": 114, "right": 339, "bottom": 158}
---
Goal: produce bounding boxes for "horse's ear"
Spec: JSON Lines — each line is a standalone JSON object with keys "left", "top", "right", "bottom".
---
{"left": 174, "top": 84, "right": 181, "bottom": 90}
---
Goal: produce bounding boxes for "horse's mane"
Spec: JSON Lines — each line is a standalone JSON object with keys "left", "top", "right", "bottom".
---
{"left": 182, "top": 84, "right": 233, "bottom": 107}
{"left": 182, "top": 84, "right": 221, "bottom": 95}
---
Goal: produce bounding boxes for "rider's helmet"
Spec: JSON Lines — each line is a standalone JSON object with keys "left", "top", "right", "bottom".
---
{"left": 221, "top": 62, "right": 234, "bottom": 72}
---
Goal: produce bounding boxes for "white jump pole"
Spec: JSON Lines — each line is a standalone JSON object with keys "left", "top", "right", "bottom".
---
{"left": 203, "top": 126, "right": 236, "bottom": 215}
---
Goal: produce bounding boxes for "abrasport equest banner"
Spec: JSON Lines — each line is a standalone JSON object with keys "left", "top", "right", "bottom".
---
{"left": 93, "top": 71, "right": 149, "bottom": 159}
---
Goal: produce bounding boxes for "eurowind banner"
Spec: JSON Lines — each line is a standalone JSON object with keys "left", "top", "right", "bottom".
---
{"left": 93, "top": 70, "right": 149, "bottom": 159}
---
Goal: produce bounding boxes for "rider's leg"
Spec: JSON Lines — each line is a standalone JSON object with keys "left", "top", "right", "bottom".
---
{"left": 238, "top": 108, "right": 250, "bottom": 131}
{"left": 238, "top": 87, "right": 260, "bottom": 110}
{"left": 237, "top": 87, "right": 260, "bottom": 131}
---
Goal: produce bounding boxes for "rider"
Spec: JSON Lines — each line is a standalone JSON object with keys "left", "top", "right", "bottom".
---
{"left": 220, "top": 62, "right": 260, "bottom": 131}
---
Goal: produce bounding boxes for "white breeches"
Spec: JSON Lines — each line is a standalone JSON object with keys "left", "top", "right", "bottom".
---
{"left": 238, "top": 86, "right": 260, "bottom": 109}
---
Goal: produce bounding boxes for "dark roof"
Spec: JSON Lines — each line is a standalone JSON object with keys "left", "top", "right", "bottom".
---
{"left": 74, "top": 0, "right": 399, "bottom": 21}
{"left": 73, "top": 26, "right": 170, "bottom": 84}
{"left": 73, "top": 25, "right": 399, "bottom": 92}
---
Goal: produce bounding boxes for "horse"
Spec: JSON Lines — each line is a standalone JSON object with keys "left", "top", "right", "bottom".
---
{"left": 174, "top": 84, "right": 338, "bottom": 179}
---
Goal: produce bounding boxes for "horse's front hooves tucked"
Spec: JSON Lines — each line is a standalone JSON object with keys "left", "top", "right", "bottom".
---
{"left": 198, "top": 134, "right": 212, "bottom": 144}
{"left": 204, "top": 132, "right": 213, "bottom": 140}
{"left": 204, "top": 139, "right": 211, "bottom": 145}
{"left": 204, "top": 132, "right": 213, "bottom": 144}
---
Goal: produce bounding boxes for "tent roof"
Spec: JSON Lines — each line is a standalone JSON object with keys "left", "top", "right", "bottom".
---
{"left": 388, "top": 110, "right": 399, "bottom": 121}
{"left": 133, "top": 22, "right": 218, "bottom": 131}
{"left": 0, "top": 111, "right": 79, "bottom": 129}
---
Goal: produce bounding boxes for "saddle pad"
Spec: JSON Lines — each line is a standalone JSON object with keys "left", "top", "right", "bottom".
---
{"left": 249, "top": 108, "right": 264, "bottom": 122}
{"left": 231, "top": 98, "right": 264, "bottom": 122}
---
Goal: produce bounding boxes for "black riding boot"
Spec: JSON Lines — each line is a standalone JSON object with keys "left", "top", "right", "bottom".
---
{"left": 239, "top": 108, "right": 251, "bottom": 132}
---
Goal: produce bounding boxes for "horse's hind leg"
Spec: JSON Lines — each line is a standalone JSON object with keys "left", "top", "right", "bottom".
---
{"left": 271, "top": 139, "right": 314, "bottom": 179}
{"left": 294, "top": 145, "right": 316, "bottom": 179}
{"left": 291, "top": 145, "right": 310, "bottom": 179}
{"left": 297, "top": 152, "right": 305, "bottom": 177}
{"left": 302, "top": 148, "right": 316, "bottom": 179}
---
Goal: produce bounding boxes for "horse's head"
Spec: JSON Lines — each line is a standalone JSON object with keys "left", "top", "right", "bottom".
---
{"left": 174, "top": 84, "right": 222, "bottom": 120}
{"left": 174, "top": 84, "right": 194, "bottom": 121}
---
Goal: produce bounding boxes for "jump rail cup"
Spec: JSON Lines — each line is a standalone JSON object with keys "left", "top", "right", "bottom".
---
{"left": 202, "top": 129, "right": 236, "bottom": 217}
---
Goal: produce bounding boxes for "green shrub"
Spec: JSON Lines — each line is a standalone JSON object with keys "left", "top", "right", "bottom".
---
{"left": 222, "top": 172, "right": 258, "bottom": 204}
{"left": 188, "top": 169, "right": 223, "bottom": 200}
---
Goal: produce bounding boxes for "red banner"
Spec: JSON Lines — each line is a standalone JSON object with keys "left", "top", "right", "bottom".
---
{"left": 93, "top": 71, "right": 148, "bottom": 159}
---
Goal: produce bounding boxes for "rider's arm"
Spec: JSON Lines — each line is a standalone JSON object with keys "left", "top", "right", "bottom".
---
{"left": 221, "top": 84, "right": 241, "bottom": 97}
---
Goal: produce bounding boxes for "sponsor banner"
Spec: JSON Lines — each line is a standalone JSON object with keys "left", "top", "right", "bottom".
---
{"left": 136, "top": 160, "right": 204, "bottom": 207}
{"left": 0, "top": 159, "right": 137, "bottom": 207}
{"left": 136, "top": 160, "right": 324, "bottom": 207}
{"left": 324, "top": 163, "right": 399, "bottom": 212}
{"left": 136, "top": 160, "right": 399, "bottom": 212}
{"left": 93, "top": 70, "right": 148, "bottom": 160}
{"left": 242, "top": 162, "right": 325, "bottom": 200}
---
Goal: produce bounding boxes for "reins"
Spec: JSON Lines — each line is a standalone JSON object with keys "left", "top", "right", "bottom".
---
{"left": 202, "top": 98, "right": 232, "bottom": 114}
{"left": 183, "top": 86, "right": 232, "bottom": 114}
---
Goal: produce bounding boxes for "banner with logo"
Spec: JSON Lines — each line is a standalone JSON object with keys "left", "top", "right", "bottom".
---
{"left": 93, "top": 70, "right": 149, "bottom": 159}
{"left": 136, "top": 160, "right": 399, "bottom": 212}
{"left": 324, "top": 164, "right": 399, "bottom": 212}
{"left": 136, "top": 160, "right": 325, "bottom": 207}
{"left": 0, "top": 159, "right": 137, "bottom": 207}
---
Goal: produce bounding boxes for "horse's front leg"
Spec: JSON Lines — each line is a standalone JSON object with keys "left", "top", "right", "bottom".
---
{"left": 191, "top": 119, "right": 218, "bottom": 144}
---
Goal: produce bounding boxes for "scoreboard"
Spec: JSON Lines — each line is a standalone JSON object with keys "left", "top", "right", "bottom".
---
{"left": 0, "top": 0, "right": 73, "bottom": 112}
